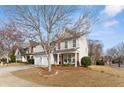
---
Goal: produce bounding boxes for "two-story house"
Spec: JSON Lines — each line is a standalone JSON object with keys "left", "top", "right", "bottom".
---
{"left": 33, "top": 30, "right": 88, "bottom": 67}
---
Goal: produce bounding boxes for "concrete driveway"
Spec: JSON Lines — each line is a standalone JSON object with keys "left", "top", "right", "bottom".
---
{"left": 0, "top": 65, "right": 44, "bottom": 87}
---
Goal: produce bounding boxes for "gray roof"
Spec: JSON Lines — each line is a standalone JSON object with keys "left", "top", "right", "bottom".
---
{"left": 32, "top": 52, "right": 45, "bottom": 55}
{"left": 33, "top": 48, "right": 79, "bottom": 55}
{"left": 29, "top": 40, "right": 39, "bottom": 47}
{"left": 18, "top": 47, "right": 28, "bottom": 56}
{"left": 54, "top": 48, "right": 79, "bottom": 54}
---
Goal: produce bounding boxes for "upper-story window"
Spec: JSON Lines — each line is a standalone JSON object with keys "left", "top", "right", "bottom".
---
{"left": 73, "top": 39, "right": 76, "bottom": 47}
{"left": 65, "top": 41, "right": 68, "bottom": 48}
{"left": 28, "top": 50, "right": 29, "bottom": 53}
{"left": 18, "top": 52, "right": 20, "bottom": 55}
{"left": 58, "top": 43, "right": 60, "bottom": 49}
{"left": 31, "top": 47, "right": 33, "bottom": 53}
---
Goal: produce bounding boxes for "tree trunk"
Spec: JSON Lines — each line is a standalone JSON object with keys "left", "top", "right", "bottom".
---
{"left": 118, "top": 61, "right": 120, "bottom": 67}
{"left": 118, "top": 62, "right": 120, "bottom": 67}
{"left": 118, "top": 58, "right": 121, "bottom": 67}
{"left": 7, "top": 54, "right": 9, "bottom": 66}
{"left": 47, "top": 32, "right": 52, "bottom": 72}
{"left": 48, "top": 53, "right": 51, "bottom": 72}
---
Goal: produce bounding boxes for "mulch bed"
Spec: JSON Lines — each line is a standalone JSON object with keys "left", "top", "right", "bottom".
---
{"left": 38, "top": 67, "right": 56, "bottom": 75}
{"left": 37, "top": 66, "right": 88, "bottom": 76}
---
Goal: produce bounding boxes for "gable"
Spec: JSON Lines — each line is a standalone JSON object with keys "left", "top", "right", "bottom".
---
{"left": 33, "top": 45, "right": 44, "bottom": 53}
{"left": 15, "top": 48, "right": 21, "bottom": 56}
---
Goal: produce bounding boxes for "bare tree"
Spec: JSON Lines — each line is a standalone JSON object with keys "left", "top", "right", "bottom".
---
{"left": 88, "top": 40, "right": 103, "bottom": 64}
{"left": 0, "top": 31, "right": 5, "bottom": 59}
{"left": 0, "top": 21, "right": 25, "bottom": 64}
{"left": 7, "top": 5, "right": 95, "bottom": 72}
{"left": 106, "top": 42, "right": 124, "bottom": 67}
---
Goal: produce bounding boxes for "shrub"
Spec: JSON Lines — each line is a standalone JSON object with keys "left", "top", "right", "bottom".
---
{"left": 96, "top": 60, "right": 105, "bottom": 65}
{"left": 28, "top": 59, "right": 34, "bottom": 64}
{"left": 62, "top": 64, "right": 74, "bottom": 67}
{"left": 1, "top": 58, "right": 7, "bottom": 63}
{"left": 52, "top": 64, "right": 62, "bottom": 67}
{"left": 10, "top": 55, "right": 16, "bottom": 63}
{"left": 9, "top": 50, "right": 16, "bottom": 63}
{"left": 81, "top": 56, "right": 91, "bottom": 67}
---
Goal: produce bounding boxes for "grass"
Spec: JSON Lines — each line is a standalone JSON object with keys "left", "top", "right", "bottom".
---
{"left": 89, "top": 65, "right": 124, "bottom": 78}
{"left": 11, "top": 66, "right": 124, "bottom": 87}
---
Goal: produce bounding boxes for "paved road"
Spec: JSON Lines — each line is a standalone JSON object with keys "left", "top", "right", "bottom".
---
{"left": 0, "top": 65, "right": 45, "bottom": 87}
{"left": 112, "top": 64, "right": 124, "bottom": 68}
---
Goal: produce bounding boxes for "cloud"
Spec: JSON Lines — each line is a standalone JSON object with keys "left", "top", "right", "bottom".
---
{"left": 104, "top": 20, "right": 119, "bottom": 27}
{"left": 101, "top": 5, "right": 124, "bottom": 17}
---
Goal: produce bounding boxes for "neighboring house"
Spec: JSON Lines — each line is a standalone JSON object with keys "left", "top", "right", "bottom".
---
{"left": 33, "top": 30, "right": 88, "bottom": 66}
{"left": 15, "top": 47, "right": 28, "bottom": 62}
{"left": 0, "top": 53, "right": 10, "bottom": 62}
{"left": 15, "top": 40, "right": 38, "bottom": 62}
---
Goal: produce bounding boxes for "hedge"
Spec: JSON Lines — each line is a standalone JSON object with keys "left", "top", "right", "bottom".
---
{"left": 81, "top": 56, "right": 91, "bottom": 67}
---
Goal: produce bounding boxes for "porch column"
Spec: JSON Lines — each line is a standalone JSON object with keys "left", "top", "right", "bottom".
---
{"left": 75, "top": 52, "right": 77, "bottom": 67}
{"left": 67, "top": 54, "right": 68, "bottom": 64}
{"left": 57, "top": 53, "right": 60, "bottom": 64}
{"left": 78, "top": 53, "right": 81, "bottom": 66}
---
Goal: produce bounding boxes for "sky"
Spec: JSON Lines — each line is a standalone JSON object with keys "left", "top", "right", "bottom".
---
{"left": 88, "top": 5, "right": 124, "bottom": 52}
{"left": 0, "top": 5, "right": 124, "bottom": 53}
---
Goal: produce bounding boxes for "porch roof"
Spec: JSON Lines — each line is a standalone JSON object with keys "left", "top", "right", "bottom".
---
{"left": 54, "top": 48, "right": 79, "bottom": 54}
{"left": 32, "top": 52, "right": 45, "bottom": 55}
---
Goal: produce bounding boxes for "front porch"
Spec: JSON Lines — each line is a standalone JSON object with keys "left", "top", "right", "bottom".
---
{"left": 54, "top": 52, "right": 80, "bottom": 67}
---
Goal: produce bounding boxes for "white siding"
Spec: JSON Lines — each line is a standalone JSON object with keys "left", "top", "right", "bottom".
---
{"left": 57, "top": 39, "right": 79, "bottom": 50}
{"left": 78, "top": 35, "right": 88, "bottom": 63}
{"left": 22, "top": 56, "right": 27, "bottom": 62}
{"left": 34, "top": 54, "right": 54, "bottom": 66}
{"left": 33, "top": 45, "right": 44, "bottom": 53}
{"left": 15, "top": 49, "right": 22, "bottom": 61}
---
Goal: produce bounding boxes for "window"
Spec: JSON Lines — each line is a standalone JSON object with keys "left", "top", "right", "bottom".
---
{"left": 31, "top": 56, "right": 33, "bottom": 59}
{"left": 68, "top": 54, "right": 71, "bottom": 63}
{"left": 27, "top": 49, "right": 29, "bottom": 53}
{"left": 31, "top": 47, "right": 33, "bottom": 53}
{"left": 18, "top": 52, "right": 20, "bottom": 55}
{"left": 40, "top": 56, "right": 42, "bottom": 62}
{"left": 65, "top": 41, "right": 68, "bottom": 48}
{"left": 27, "top": 56, "right": 30, "bottom": 60}
{"left": 73, "top": 39, "right": 76, "bottom": 47}
{"left": 58, "top": 43, "right": 60, "bottom": 49}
